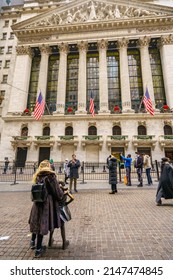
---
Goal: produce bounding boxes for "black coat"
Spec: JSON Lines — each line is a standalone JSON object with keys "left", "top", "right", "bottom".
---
{"left": 108, "top": 157, "right": 117, "bottom": 185}
{"left": 156, "top": 163, "right": 173, "bottom": 199}
{"left": 68, "top": 159, "right": 80, "bottom": 178}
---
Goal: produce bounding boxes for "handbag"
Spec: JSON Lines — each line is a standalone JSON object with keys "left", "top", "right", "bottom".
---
{"left": 60, "top": 204, "right": 72, "bottom": 222}
{"left": 123, "top": 175, "right": 128, "bottom": 185}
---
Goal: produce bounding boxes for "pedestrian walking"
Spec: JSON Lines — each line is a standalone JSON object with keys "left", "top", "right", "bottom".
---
{"left": 120, "top": 154, "right": 132, "bottom": 186}
{"left": 156, "top": 157, "right": 173, "bottom": 206}
{"left": 107, "top": 155, "right": 117, "bottom": 194}
{"left": 134, "top": 152, "right": 143, "bottom": 187}
{"left": 68, "top": 154, "right": 80, "bottom": 193}
{"left": 64, "top": 158, "right": 70, "bottom": 184}
{"left": 28, "top": 160, "right": 69, "bottom": 258}
{"left": 3, "top": 157, "right": 9, "bottom": 174}
{"left": 142, "top": 153, "right": 153, "bottom": 185}
{"left": 49, "top": 159, "right": 55, "bottom": 171}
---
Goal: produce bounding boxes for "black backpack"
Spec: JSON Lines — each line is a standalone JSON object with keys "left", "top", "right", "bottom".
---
{"left": 31, "top": 178, "right": 48, "bottom": 203}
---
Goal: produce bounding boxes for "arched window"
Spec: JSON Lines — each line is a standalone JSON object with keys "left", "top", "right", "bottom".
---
{"left": 65, "top": 126, "right": 73, "bottom": 135}
{"left": 43, "top": 126, "right": 50, "bottom": 136}
{"left": 88, "top": 126, "right": 97, "bottom": 135}
{"left": 164, "top": 125, "right": 172, "bottom": 135}
{"left": 112, "top": 126, "right": 121, "bottom": 135}
{"left": 138, "top": 125, "right": 146, "bottom": 135}
{"left": 21, "top": 127, "right": 28, "bottom": 136}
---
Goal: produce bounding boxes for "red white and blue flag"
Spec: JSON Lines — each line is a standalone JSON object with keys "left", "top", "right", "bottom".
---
{"left": 34, "top": 92, "right": 45, "bottom": 120}
{"left": 143, "top": 88, "right": 155, "bottom": 116}
{"left": 89, "top": 92, "right": 95, "bottom": 117}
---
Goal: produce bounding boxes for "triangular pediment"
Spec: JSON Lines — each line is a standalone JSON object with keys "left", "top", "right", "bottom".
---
{"left": 13, "top": 0, "right": 173, "bottom": 31}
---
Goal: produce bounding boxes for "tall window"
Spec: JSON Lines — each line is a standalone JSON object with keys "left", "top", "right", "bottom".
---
{"left": 87, "top": 43, "right": 99, "bottom": 113}
{"left": 112, "top": 126, "right": 121, "bottom": 135}
{"left": 21, "top": 127, "right": 28, "bottom": 136}
{"left": 27, "top": 51, "right": 41, "bottom": 111}
{"left": 65, "top": 126, "right": 73, "bottom": 135}
{"left": 164, "top": 125, "right": 172, "bottom": 135}
{"left": 65, "top": 47, "right": 79, "bottom": 114}
{"left": 88, "top": 126, "right": 97, "bottom": 135}
{"left": 128, "top": 48, "right": 143, "bottom": 112}
{"left": 46, "top": 53, "right": 59, "bottom": 114}
{"left": 138, "top": 125, "right": 146, "bottom": 135}
{"left": 43, "top": 126, "right": 50, "bottom": 136}
{"left": 107, "top": 49, "right": 121, "bottom": 113}
{"left": 149, "top": 45, "right": 166, "bottom": 109}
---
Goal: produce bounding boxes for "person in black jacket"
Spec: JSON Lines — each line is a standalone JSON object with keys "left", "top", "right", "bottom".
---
{"left": 134, "top": 152, "right": 143, "bottom": 187}
{"left": 108, "top": 155, "right": 117, "bottom": 194}
{"left": 156, "top": 157, "right": 173, "bottom": 205}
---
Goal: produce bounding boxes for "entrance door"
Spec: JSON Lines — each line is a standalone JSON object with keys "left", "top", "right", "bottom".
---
{"left": 137, "top": 148, "right": 151, "bottom": 156}
{"left": 16, "top": 147, "right": 27, "bottom": 167}
{"left": 38, "top": 147, "right": 50, "bottom": 164}
{"left": 165, "top": 149, "right": 173, "bottom": 161}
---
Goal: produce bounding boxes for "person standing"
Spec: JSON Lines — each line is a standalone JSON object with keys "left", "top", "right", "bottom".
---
{"left": 134, "top": 152, "right": 143, "bottom": 187}
{"left": 108, "top": 155, "right": 117, "bottom": 194}
{"left": 120, "top": 154, "right": 132, "bottom": 186}
{"left": 29, "top": 160, "right": 69, "bottom": 257}
{"left": 64, "top": 158, "right": 70, "bottom": 184}
{"left": 68, "top": 154, "right": 80, "bottom": 193}
{"left": 156, "top": 157, "right": 173, "bottom": 206}
{"left": 3, "top": 157, "right": 9, "bottom": 174}
{"left": 142, "top": 153, "right": 153, "bottom": 186}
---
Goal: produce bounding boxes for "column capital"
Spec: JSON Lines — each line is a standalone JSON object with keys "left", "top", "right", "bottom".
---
{"left": 117, "top": 38, "right": 129, "bottom": 49}
{"left": 58, "top": 42, "right": 69, "bottom": 54}
{"left": 16, "top": 45, "right": 33, "bottom": 58}
{"left": 138, "top": 36, "right": 151, "bottom": 47}
{"left": 97, "top": 39, "right": 108, "bottom": 50}
{"left": 77, "top": 41, "right": 88, "bottom": 52}
{"left": 39, "top": 44, "right": 51, "bottom": 54}
{"left": 158, "top": 34, "right": 173, "bottom": 47}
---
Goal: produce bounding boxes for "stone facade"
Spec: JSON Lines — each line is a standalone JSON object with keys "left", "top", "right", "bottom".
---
{"left": 1, "top": 0, "right": 173, "bottom": 164}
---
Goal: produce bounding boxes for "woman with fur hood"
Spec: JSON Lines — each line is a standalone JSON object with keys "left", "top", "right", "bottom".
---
{"left": 29, "top": 160, "right": 69, "bottom": 257}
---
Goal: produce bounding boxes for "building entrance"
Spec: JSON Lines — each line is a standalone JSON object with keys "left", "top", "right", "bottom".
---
{"left": 38, "top": 147, "right": 50, "bottom": 164}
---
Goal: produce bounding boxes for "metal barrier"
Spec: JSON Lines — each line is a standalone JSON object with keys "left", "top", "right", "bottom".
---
{"left": 0, "top": 160, "right": 161, "bottom": 184}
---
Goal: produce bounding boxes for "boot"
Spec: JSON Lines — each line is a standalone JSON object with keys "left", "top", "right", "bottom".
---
{"left": 48, "top": 230, "right": 54, "bottom": 247}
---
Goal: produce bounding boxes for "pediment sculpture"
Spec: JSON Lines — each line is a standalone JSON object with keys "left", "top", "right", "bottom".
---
{"left": 26, "top": 1, "right": 166, "bottom": 28}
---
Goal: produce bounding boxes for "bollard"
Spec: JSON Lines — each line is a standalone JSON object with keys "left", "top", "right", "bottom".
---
{"left": 91, "top": 166, "right": 95, "bottom": 173}
{"left": 102, "top": 165, "right": 107, "bottom": 172}
{"left": 155, "top": 160, "right": 160, "bottom": 181}
{"left": 58, "top": 166, "right": 62, "bottom": 173}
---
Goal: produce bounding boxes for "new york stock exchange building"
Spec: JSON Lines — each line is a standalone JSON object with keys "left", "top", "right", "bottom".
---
{"left": 1, "top": 0, "right": 173, "bottom": 166}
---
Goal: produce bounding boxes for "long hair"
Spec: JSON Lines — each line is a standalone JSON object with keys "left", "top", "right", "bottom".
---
{"left": 32, "top": 160, "right": 55, "bottom": 183}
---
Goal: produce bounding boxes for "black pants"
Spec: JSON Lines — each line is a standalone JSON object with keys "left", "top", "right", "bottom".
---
{"left": 31, "top": 233, "right": 43, "bottom": 250}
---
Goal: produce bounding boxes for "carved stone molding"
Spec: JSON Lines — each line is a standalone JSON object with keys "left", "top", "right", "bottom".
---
{"left": 77, "top": 41, "right": 88, "bottom": 52}
{"left": 117, "top": 38, "right": 129, "bottom": 48}
{"left": 138, "top": 36, "right": 151, "bottom": 47}
{"left": 39, "top": 44, "right": 51, "bottom": 54}
{"left": 113, "top": 122, "right": 121, "bottom": 126}
{"left": 159, "top": 34, "right": 173, "bottom": 47}
{"left": 138, "top": 121, "right": 146, "bottom": 126}
{"left": 164, "top": 120, "right": 172, "bottom": 126}
{"left": 16, "top": 46, "right": 33, "bottom": 57}
{"left": 88, "top": 122, "right": 96, "bottom": 127}
{"left": 97, "top": 39, "right": 108, "bottom": 50}
{"left": 58, "top": 42, "right": 69, "bottom": 54}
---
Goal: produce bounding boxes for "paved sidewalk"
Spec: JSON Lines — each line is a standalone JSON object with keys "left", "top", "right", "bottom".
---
{"left": 0, "top": 181, "right": 173, "bottom": 260}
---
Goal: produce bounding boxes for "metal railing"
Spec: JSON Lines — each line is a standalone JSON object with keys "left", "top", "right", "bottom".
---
{"left": 0, "top": 161, "right": 162, "bottom": 185}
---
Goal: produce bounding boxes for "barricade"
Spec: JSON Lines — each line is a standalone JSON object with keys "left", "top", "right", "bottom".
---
{"left": 0, "top": 160, "right": 161, "bottom": 185}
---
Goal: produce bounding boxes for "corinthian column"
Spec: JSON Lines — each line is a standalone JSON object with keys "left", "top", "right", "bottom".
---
{"left": 138, "top": 36, "right": 155, "bottom": 108}
{"left": 117, "top": 38, "right": 133, "bottom": 112}
{"left": 55, "top": 42, "right": 68, "bottom": 114}
{"left": 76, "top": 41, "right": 88, "bottom": 115}
{"left": 158, "top": 34, "right": 173, "bottom": 109}
{"left": 98, "top": 39, "right": 110, "bottom": 114}
{"left": 37, "top": 44, "right": 51, "bottom": 100}
{"left": 8, "top": 46, "right": 33, "bottom": 114}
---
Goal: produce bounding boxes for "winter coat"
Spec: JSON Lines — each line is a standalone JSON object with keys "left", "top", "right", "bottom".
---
{"left": 134, "top": 155, "right": 143, "bottom": 168}
{"left": 156, "top": 163, "right": 173, "bottom": 200}
{"left": 143, "top": 155, "right": 151, "bottom": 169}
{"left": 108, "top": 157, "right": 117, "bottom": 185}
{"left": 68, "top": 159, "right": 80, "bottom": 178}
{"left": 29, "top": 172, "right": 64, "bottom": 236}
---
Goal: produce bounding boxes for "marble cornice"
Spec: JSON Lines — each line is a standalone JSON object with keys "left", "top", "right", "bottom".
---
{"left": 13, "top": 16, "right": 173, "bottom": 41}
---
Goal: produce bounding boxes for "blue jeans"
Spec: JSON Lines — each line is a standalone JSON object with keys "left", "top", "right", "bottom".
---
{"left": 146, "top": 168, "right": 153, "bottom": 185}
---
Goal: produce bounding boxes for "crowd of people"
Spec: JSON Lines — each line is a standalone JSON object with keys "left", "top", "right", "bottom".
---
{"left": 10, "top": 151, "right": 171, "bottom": 258}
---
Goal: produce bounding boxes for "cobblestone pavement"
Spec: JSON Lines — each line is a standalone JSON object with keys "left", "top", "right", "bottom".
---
{"left": 0, "top": 181, "right": 173, "bottom": 260}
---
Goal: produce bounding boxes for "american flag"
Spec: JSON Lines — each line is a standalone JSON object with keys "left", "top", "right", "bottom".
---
{"left": 143, "top": 88, "right": 155, "bottom": 116}
{"left": 34, "top": 92, "right": 45, "bottom": 120}
{"left": 89, "top": 92, "right": 95, "bottom": 117}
